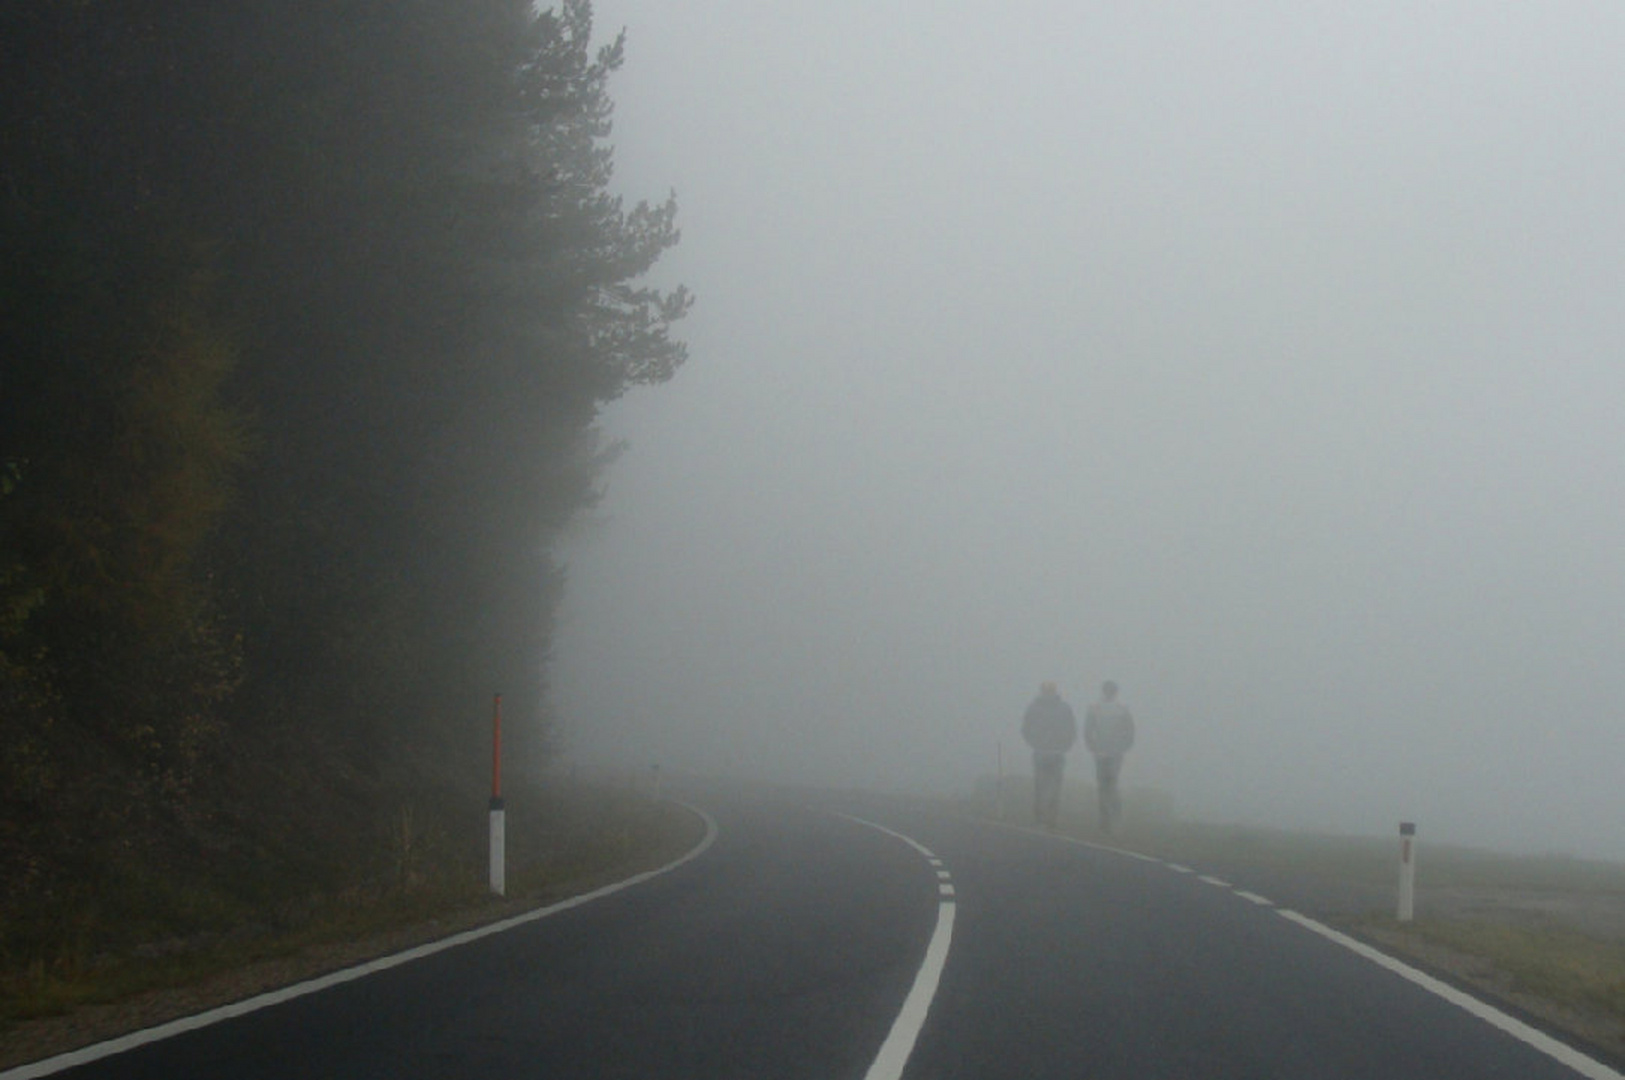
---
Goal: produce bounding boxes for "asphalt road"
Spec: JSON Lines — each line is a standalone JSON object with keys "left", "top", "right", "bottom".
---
{"left": 855, "top": 796, "right": 1619, "bottom": 1080}
{"left": 17, "top": 788, "right": 1622, "bottom": 1079}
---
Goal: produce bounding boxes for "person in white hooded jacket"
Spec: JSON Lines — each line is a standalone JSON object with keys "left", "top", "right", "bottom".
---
{"left": 1084, "top": 681, "right": 1135, "bottom": 834}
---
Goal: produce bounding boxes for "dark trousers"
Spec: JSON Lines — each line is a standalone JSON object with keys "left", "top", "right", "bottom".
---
{"left": 1094, "top": 754, "right": 1123, "bottom": 832}
{"left": 1033, "top": 752, "right": 1065, "bottom": 828}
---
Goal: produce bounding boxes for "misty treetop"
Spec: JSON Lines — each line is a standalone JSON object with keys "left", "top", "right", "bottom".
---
{"left": 0, "top": 0, "right": 687, "bottom": 898}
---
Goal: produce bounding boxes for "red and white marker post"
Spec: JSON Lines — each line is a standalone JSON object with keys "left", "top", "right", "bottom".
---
{"left": 489, "top": 694, "right": 505, "bottom": 896}
{"left": 1397, "top": 821, "right": 1417, "bottom": 921}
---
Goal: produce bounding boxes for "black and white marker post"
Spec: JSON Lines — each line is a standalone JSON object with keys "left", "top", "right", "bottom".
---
{"left": 489, "top": 694, "right": 505, "bottom": 897}
{"left": 1397, "top": 821, "right": 1417, "bottom": 921}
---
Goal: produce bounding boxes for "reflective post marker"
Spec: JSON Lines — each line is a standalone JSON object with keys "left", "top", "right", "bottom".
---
{"left": 490, "top": 694, "right": 505, "bottom": 896}
{"left": 1398, "top": 821, "right": 1417, "bottom": 922}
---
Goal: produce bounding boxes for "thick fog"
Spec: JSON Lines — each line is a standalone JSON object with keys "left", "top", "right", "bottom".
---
{"left": 550, "top": 2, "right": 1625, "bottom": 858}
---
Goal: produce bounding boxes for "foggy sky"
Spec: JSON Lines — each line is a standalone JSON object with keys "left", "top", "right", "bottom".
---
{"left": 549, "top": 1, "right": 1625, "bottom": 858}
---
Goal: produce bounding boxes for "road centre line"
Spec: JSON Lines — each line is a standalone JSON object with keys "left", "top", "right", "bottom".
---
{"left": 1, "top": 803, "right": 720, "bottom": 1080}
{"left": 1233, "top": 890, "right": 1275, "bottom": 906}
{"left": 1197, "top": 875, "right": 1232, "bottom": 888}
{"left": 838, "top": 815, "right": 956, "bottom": 1080}
{"left": 1165, "top": 862, "right": 1195, "bottom": 873}
{"left": 1275, "top": 909, "right": 1623, "bottom": 1080}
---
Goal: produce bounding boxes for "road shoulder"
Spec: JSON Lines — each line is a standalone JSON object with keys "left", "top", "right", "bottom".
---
{"left": 0, "top": 799, "right": 709, "bottom": 1073}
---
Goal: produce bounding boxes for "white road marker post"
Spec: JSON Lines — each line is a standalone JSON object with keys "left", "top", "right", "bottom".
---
{"left": 489, "top": 694, "right": 505, "bottom": 897}
{"left": 1397, "top": 821, "right": 1417, "bottom": 922}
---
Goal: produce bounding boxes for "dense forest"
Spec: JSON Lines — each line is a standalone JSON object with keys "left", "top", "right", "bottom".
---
{"left": 0, "top": 1, "right": 687, "bottom": 932}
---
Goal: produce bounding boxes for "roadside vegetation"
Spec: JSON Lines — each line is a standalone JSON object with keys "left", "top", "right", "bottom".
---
{"left": 2, "top": 3, "right": 689, "bottom": 1063}
{"left": 1360, "top": 916, "right": 1625, "bottom": 1053}
{"left": 0, "top": 779, "right": 701, "bottom": 1063}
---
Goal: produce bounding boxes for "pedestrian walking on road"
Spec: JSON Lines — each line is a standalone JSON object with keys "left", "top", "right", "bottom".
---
{"left": 1084, "top": 681, "right": 1135, "bottom": 834}
{"left": 1021, "top": 682, "right": 1077, "bottom": 830}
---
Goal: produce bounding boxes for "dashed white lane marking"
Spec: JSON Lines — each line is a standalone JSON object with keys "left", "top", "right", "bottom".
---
{"left": 1275, "top": 909, "right": 1623, "bottom": 1080}
{"left": 988, "top": 815, "right": 1619, "bottom": 1076}
{"left": 936, "top": 869, "right": 951, "bottom": 879}
{"left": 969, "top": 814, "right": 1162, "bottom": 863}
{"left": 840, "top": 815, "right": 956, "bottom": 1080}
{"left": 1116, "top": 848, "right": 1163, "bottom": 863}
{"left": 1155, "top": 856, "right": 1615, "bottom": 1074}
{"left": 994, "top": 818, "right": 1618, "bottom": 1071}
{"left": 848, "top": 816, "right": 939, "bottom": 861}
{"left": 0, "top": 804, "right": 721, "bottom": 1080}
{"left": 1054, "top": 835, "right": 1162, "bottom": 862}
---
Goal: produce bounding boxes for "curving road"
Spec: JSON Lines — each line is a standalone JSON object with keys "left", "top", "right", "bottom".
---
{"left": 10, "top": 787, "right": 1621, "bottom": 1079}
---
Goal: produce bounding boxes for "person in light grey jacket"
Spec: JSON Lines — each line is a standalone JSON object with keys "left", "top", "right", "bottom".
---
{"left": 1084, "top": 681, "right": 1135, "bottom": 834}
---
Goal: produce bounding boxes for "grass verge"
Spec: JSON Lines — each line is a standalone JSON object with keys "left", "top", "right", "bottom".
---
{"left": 1353, "top": 915, "right": 1625, "bottom": 1059}
{"left": 0, "top": 780, "right": 703, "bottom": 1068}
{"left": 1372, "top": 915, "right": 1625, "bottom": 1014}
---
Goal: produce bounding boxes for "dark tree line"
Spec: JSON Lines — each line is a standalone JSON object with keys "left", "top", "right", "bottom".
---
{"left": 0, "top": 1, "right": 686, "bottom": 908}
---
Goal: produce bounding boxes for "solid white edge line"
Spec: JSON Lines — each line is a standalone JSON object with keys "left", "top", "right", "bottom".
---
{"left": 1233, "top": 890, "right": 1275, "bottom": 906}
{"left": 1197, "top": 875, "right": 1232, "bottom": 888}
{"left": 1, "top": 802, "right": 721, "bottom": 1080}
{"left": 1275, "top": 909, "right": 1623, "bottom": 1080}
{"left": 1166, "top": 863, "right": 1195, "bottom": 874}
